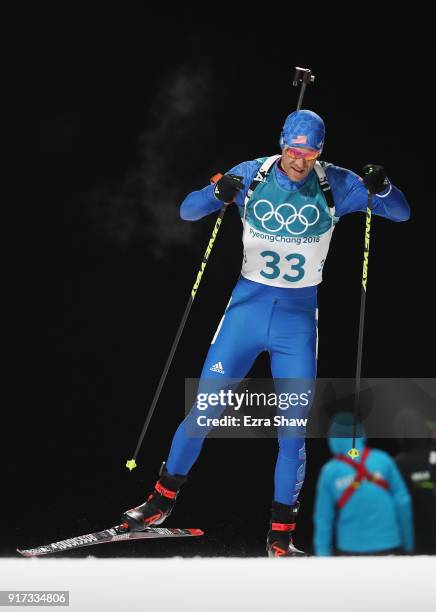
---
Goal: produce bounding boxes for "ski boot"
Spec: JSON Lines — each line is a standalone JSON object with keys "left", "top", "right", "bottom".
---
{"left": 122, "top": 462, "right": 188, "bottom": 532}
{"left": 266, "top": 501, "right": 306, "bottom": 557}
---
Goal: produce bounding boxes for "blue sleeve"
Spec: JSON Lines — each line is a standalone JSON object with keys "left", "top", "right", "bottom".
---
{"left": 179, "top": 183, "right": 222, "bottom": 221}
{"left": 325, "top": 164, "right": 411, "bottom": 222}
{"left": 179, "top": 160, "right": 261, "bottom": 221}
{"left": 386, "top": 455, "right": 414, "bottom": 552}
{"left": 313, "top": 465, "right": 336, "bottom": 556}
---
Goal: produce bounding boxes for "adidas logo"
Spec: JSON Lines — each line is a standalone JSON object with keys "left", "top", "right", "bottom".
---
{"left": 209, "top": 361, "right": 225, "bottom": 374}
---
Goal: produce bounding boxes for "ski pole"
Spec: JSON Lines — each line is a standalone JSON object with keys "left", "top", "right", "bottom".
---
{"left": 348, "top": 192, "right": 373, "bottom": 459}
{"left": 126, "top": 173, "right": 227, "bottom": 471}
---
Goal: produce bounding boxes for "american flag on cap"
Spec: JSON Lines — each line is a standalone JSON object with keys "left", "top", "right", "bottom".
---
{"left": 291, "top": 135, "right": 308, "bottom": 144}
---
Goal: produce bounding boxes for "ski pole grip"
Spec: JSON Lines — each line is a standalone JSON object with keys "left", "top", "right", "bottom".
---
{"left": 210, "top": 172, "right": 223, "bottom": 184}
{"left": 210, "top": 173, "right": 230, "bottom": 205}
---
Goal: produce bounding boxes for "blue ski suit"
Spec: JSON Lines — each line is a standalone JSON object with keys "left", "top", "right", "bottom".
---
{"left": 313, "top": 436, "right": 414, "bottom": 555}
{"left": 165, "top": 156, "right": 410, "bottom": 506}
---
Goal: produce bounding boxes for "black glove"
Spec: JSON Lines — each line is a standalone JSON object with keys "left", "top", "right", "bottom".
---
{"left": 362, "top": 164, "right": 390, "bottom": 194}
{"left": 213, "top": 174, "right": 245, "bottom": 202}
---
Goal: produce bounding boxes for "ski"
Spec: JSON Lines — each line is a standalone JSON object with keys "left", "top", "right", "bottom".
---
{"left": 17, "top": 524, "right": 204, "bottom": 557}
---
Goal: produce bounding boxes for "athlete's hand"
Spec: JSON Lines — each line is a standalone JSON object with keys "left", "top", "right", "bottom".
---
{"left": 362, "top": 164, "right": 390, "bottom": 194}
{"left": 213, "top": 174, "right": 245, "bottom": 202}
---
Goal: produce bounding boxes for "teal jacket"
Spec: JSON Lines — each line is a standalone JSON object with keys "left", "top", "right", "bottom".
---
{"left": 313, "top": 436, "right": 414, "bottom": 555}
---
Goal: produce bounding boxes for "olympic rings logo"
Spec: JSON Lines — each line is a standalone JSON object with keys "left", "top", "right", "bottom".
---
{"left": 252, "top": 199, "right": 320, "bottom": 236}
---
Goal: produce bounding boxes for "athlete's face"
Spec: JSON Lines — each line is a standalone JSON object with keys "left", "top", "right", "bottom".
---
{"left": 281, "top": 146, "right": 319, "bottom": 182}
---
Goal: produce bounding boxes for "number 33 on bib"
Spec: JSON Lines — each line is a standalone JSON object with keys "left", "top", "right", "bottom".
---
{"left": 241, "top": 159, "right": 338, "bottom": 288}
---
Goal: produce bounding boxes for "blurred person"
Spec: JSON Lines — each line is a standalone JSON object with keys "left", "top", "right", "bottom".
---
{"left": 313, "top": 413, "right": 414, "bottom": 555}
{"left": 395, "top": 408, "right": 436, "bottom": 554}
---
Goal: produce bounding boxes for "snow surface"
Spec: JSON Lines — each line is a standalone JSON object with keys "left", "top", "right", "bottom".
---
{"left": 2, "top": 557, "right": 436, "bottom": 611}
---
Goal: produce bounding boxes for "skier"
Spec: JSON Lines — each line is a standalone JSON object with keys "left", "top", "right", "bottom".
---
{"left": 313, "top": 413, "right": 414, "bottom": 556}
{"left": 122, "top": 110, "right": 411, "bottom": 557}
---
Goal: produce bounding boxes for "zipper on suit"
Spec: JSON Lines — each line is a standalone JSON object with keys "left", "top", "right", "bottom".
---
{"left": 267, "top": 298, "right": 279, "bottom": 339}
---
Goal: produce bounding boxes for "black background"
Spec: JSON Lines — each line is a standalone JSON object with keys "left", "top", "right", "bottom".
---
{"left": 6, "top": 3, "right": 434, "bottom": 557}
